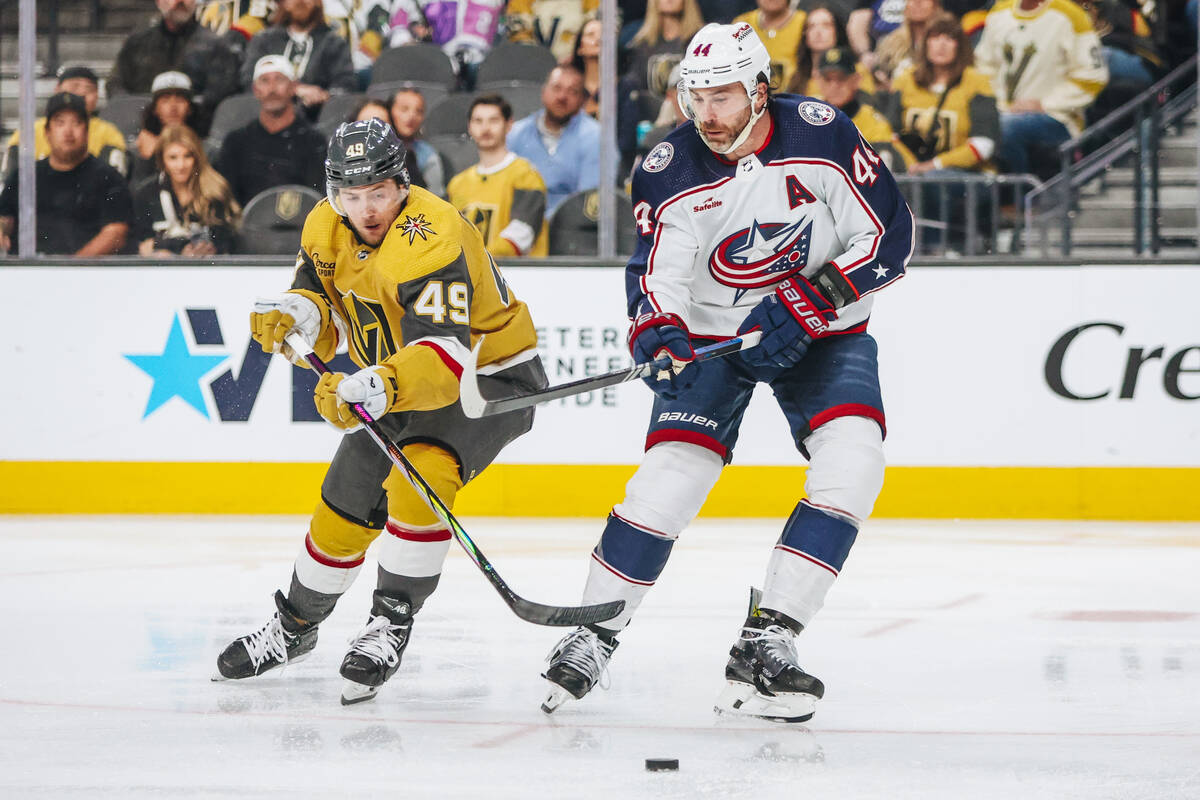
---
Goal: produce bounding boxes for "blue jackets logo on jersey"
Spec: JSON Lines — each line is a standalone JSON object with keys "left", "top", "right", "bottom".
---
{"left": 708, "top": 218, "right": 813, "bottom": 290}
{"left": 642, "top": 142, "right": 674, "bottom": 172}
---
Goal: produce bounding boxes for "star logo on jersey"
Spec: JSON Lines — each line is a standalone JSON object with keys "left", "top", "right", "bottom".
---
{"left": 397, "top": 213, "right": 436, "bottom": 245}
{"left": 709, "top": 218, "right": 813, "bottom": 295}
{"left": 124, "top": 313, "right": 228, "bottom": 419}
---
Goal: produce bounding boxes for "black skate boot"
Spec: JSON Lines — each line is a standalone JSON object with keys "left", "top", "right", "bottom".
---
{"left": 339, "top": 590, "right": 414, "bottom": 706}
{"left": 540, "top": 626, "right": 619, "bottom": 713}
{"left": 214, "top": 590, "right": 319, "bottom": 680}
{"left": 715, "top": 607, "right": 825, "bottom": 723}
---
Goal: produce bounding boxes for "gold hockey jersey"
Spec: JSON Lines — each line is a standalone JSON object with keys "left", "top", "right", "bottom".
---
{"left": 732, "top": 9, "right": 807, "bottom": 91}
{"left": 3, "top": 116, "right": 127, "bottom": 177}
{"left": 446, "top": 153, "right": 548, "bottom": 257}
{"left": 974, "top": 0, "right": 1108, "bottom": 136}
{"left": 291, "top": 186, "right": 539, "bottom": 412}
{"left": 884, "top": 66, "right": 1001, "bottom": 170}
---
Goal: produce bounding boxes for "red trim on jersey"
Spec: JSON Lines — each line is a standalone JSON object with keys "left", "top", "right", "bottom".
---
{"left": 775, "top": 543, "right": 839, "bottom": 576}
{"left": 712, "top": 112, "right": 776, "bottom": 166}
{"left": 611, "top": 509, "right": 675, "bottom": 540}
{"left": 384, "top": 521, "right": 452, "bottom": 542}
{"left": 642, "top": 175, "right": 734, "bottom": 316}
{"left": 646, "top": 428, "right": 728, "bottom": 460}
{"left": 591, "top": 551, "right": 656, "bottom": 586}
{"left": 769, "top": 156, "right": 890, "bottom": 291}
{"left": 305, "top": 534, "right": 365, "bottom": 569}
{"left": 809, "top": 403, "right": 887, "bottom": 437}
{"left": 416, "top": 341, "right": 464, "bottom": 379}
{"left": 500, "top": 236, "right": 524, "bottom": 256}
{"left": 967, "top": 142, "right": 983, "bottom": 163}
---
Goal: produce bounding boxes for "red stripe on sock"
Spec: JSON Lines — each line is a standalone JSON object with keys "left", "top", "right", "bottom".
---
{"left": 385, "top": 520, "right": 452, "bottom": 542}
{"left": 591, "top": 551, "right": 655, "bottom": 586}
{"left": 305, "top": 534, "right": 365, "bottom": 569}
{"left": 774, "top": 544, "right": 839, "bottom": 576}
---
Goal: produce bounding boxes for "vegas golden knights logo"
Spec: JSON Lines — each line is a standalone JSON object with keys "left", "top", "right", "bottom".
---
{"left": 583, "top": 191, "right": 600, "bottom": 222}
{"left": 275, "top": 190, "right": 301, "bottom": 221}
{"left": 343, "top": 291, "right": 397, "bottom": 365}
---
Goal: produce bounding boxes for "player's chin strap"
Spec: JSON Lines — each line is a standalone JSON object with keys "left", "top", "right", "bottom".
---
{"left": 703, "top": 97, "right": 769, "bottom": 156}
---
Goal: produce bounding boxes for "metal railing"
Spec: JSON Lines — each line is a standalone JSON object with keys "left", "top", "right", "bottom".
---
{"left": 1024, "top": 55, "right": 1199, "bottom": 256}
{"left": 894, "top": 173, "right": 1041, "bottom": 256}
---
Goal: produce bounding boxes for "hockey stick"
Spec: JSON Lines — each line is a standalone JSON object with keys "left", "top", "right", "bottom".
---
{"left": 284, "top": 333, "right": 625, "bottom": 628}
{"left": 459, "top": 331, "right": 762, "bottom": 419}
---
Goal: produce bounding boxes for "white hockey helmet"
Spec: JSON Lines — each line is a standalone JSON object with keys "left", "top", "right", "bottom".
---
{"left": 677, "top": 22, "right": 772, "bottom": 154}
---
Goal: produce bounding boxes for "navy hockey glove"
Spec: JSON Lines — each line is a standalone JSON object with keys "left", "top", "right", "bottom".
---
{"left": 629, "top": 312, "right": 697, "bottom": 400}
{"left": 737, "top": 275, "right": 839, "bottom": 369}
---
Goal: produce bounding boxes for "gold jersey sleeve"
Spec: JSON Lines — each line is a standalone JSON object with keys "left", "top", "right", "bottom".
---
{"left": 5, "top": 117, "right": 128, "bottom": 176}
{"left": 292, "top": 187, "right": 539, "bottom": 413}
{"left": 447, "top": 155, "right": 548, "bottom": 258}
{"left": 850, "top": 102, "right": 915, "bottom": 173}
{"left": 889, "top": 67, "right": 1001, "bottom": 170}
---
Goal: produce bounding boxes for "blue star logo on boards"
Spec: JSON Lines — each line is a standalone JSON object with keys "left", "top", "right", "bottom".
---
{"left": 124, "top": 314, "right": 228, "bottom": 419}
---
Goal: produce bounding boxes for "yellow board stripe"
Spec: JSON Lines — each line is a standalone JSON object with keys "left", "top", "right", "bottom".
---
{"left": 0, "top": 462, "right": 1197, "bottom": 520}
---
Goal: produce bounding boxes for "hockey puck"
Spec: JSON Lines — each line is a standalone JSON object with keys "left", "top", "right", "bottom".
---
{"left": 645, "top": 758, "right": 679, "bottom": 772}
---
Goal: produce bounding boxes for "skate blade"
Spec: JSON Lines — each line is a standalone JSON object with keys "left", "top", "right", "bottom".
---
{"left": 713, "top": 680, "right": 816, "bottom": 724}
{"left": 340, "top": 679, "right": 381, "bottom": 706}
{"left": 210, "top": 651, "right": 312, "bottom": 682}
{"left": 540, "top": 682, "right": 574, "bottom": 715}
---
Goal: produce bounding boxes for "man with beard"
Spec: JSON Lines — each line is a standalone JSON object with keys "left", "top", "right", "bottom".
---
{"left": 388, "top": 88, "right": 445, "bottom": 198}
{"left": 507, "top": 65, "right": 600, "bottom": 218}
{"left": 240, "top": 0, "right": 358, "bottom": 118}
{"left": 447, "top": 94, "right": 548, "bottom": 257}
{"left": 0, "top": 93, "right": 132, "bottom": 256}
{"left": 109, "top": 0, "right": 240, "bottom": 133}
{"left": 215, "top": 56, "right": 329, "bottom": 206}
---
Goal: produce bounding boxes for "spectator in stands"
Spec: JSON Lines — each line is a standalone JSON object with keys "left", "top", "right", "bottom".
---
{"left": 626, "top": 0, "right": 706, "bottom": 96}
{"left": 733, "top": 0, "right": 807, "bottom": 90}
{"left": 215, "top": 56, "right": 328, "bottom": 206}
{"left": 872, "top": 0, "right": 941, "bottom": 91}
{"left": 787, "top": 5, "right": 876, "bottom": 98}
{"left": 2, "top": 65, "right": 127, "bottom": 180}
{"left": 0, "top": 93, "right": 132, "bottom": 256}
{"left": 1079, "top": 0, "right": 1164, "bottom": 119}
{"left": 884, "top": 12, "right": 998, "bottom": 175}
{"left": 108, "top": 0, "right": 240, "bottom": 134}
{"left": 448, "top": 95, "right": 549, "bottom": 257}
{"left": 506, "top": 0, "right": 599, "bottom": 64}
{"left": 388, "top": 88, "right": 444, "bottom": 197}
{"left": 130, "top": 72, "right": 201, "bottom": 188}
{"left": 816, "top": 47, "right": 914, "bottom": 173}
{"left": 569, "top": 16, "right": 604, "bottom": 118}
{"left": 508, "top": 65, "right": 601, "bottom": 217}
{"left": 132, "top": 125, "right": 242, "bottom": 257}
{"left": 975, "top": 0, "right": 1107, "bottom": 178}
{"left": 350, "top": 97, "right": 392, "bottom": 124}
{"left": 240, "top": 0, "right": 358, "bottom": 118}
{"left": 388, "top": 0, "right": 506, "bottom": 84}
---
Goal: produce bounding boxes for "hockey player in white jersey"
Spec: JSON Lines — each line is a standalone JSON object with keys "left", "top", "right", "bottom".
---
{"left": 540, "top": 21, "right": 913, "bottom": 723}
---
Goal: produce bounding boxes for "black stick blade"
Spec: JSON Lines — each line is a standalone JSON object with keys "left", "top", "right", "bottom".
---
{"left": 511, "top": 598, "right": 626, "bottom": 627}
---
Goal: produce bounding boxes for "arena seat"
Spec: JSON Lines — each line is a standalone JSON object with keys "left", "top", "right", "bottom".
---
{"left": 235, "top": 184, "right": 323, "bottom": 254}
{"left": 548, "top": 190, "right": 636, "bottom": 256}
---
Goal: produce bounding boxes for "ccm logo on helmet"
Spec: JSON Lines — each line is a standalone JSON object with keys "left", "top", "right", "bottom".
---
{"left": 346, "top": 143, "right": 365, "bottom": 158}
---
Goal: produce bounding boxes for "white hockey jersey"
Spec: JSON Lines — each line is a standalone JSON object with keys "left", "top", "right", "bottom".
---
{"left": 628, "top": 95, "right": 914, "bottom": 339}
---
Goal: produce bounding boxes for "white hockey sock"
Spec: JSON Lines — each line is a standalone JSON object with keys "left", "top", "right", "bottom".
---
{"left": 294, "top": 533, "right": 365, "bottom": 596}
{"left": 377, "top": 519, "right": 453, "bottom": 579}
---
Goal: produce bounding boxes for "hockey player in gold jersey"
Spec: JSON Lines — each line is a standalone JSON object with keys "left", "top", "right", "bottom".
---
{"left": 447, "top": 94, "right": 549, "bottom": 258}
{"left": 215, "top": 118, "right": 547, "bottom": 705}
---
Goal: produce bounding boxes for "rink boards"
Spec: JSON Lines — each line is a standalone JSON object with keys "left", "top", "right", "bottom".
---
{"left": 1, "top": 263, "right": 1197, "bottom": 519}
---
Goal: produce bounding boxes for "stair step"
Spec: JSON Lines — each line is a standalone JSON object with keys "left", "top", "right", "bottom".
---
{"left": 1070, "top": 203, "right": 1197, "bottom": 229}
{"left": 1101, "top": 166, "right": 1197, "bottom": 187}
{"left": 1032, "top": 227, "right": 1197, "bottom": 247}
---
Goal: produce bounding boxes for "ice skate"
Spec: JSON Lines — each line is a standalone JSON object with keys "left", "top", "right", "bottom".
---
{"left": 214, "top": 590, "right": 318, "bottom": 681}
{"left": 714, "top": 609, "right": 825, "bottom": 723}
{"left": 540, "top": 626, "right": 619, "bottom": 713}
{"left": 339, "top": 590, "right": 414, "bottom": 705}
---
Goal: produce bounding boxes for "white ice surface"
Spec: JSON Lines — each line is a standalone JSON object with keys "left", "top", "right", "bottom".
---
{"left": 0, "top": 516, "right": 1197, "bottom": 799}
